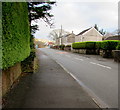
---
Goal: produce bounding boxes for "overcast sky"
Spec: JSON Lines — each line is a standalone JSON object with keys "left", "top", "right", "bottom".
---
{"left": 33, "top": 0, "right": 119, "bottom": 40}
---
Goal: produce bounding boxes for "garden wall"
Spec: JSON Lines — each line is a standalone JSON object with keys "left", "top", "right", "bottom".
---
{"left": 2, "top": 2, "right": 30, "bottom": 95}
{"left": 2, "top": 63, "right": 21, "bottom": 95}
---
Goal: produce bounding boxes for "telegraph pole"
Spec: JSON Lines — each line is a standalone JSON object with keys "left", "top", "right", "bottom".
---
{"left": 59, "top": 25, "right": 62, "bottom": 38}
{"left": 59, "top": 25, "right": 62, "bottom": 45}
{"left": 58, "top": 25, "right": 62, "bottom": 38}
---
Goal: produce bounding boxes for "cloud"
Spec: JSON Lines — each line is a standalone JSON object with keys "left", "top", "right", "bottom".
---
{"left": 34, "top": 1, "right": 118, "bottom": 40}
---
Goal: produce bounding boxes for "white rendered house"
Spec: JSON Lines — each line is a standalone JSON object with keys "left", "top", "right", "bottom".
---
{"left": 75, "top": 27, "right": 103, "bottom": 42}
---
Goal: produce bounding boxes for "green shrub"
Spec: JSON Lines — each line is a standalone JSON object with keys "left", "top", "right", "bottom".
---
{"left": 72, "top": 41, "right": 96, "bottom": 49}
{"left": 2, "top": 2, "right": 30, "bottom": 69}
{"left": 21, "top": 49, "right": 35, "bottom": 73}
{"left": 85, "top": 41, "right": 96, "bottom": 49}
{"left": 65, "top": 45, "right": 71, "bottom": 47}
{"left": 116, "top": 42, "right": 120, "bottom": 50}
{"left": 72, "top": 42, "right": 86, "bottom": 49}
{"left": 59, "top": 44, "right": 65, "bottom": 50}
{"left": 95, "top": 41, "right": 102, "bottom": 49}
{"left": 101, "top": 40, "right": 119, "bottom": 50}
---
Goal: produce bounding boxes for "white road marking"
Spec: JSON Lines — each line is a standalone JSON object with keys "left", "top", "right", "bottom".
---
{"left": 96, "top": 64, "right": 111, "bottom": 69}
{"left": 90, "top": 62, "right": 97, "bottom": 65}
{"left": 75, "top": 58, "right": 83, "bottom": 61}
{"left": 90, "top": 62, "right": 111, "bottom": 69}
{"left": 54, "top": 60, "right": 109, "bottom": 108}
{"left": 65, "top": 55, "right": 71, "bottom": 58}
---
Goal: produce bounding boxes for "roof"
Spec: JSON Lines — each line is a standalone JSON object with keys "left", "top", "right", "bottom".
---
{"left": 48, "top": 42, "right": 54, "bottom": 44}
{"left": 62, "top": 32, "right": 75, "bottom": 38}
{"left": 76, "top": 27, "right": 92, "bottom": 36}
{"left": 104, "top": 33, "right": 115, "bottom": 37}
{"left": 65, "top": 34, "right": 71, "bottom": 37}
{"left": 104, "top": 35, "right": 120, "bottom": 40}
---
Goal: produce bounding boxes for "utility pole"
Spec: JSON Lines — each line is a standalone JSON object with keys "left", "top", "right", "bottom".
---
{"left": 61, "top": 25, "right": 62, "bottom": 37}
{"left": 59, "top": 25, "right": 62, "bottom": 45}
{"left": 59, "top": 25, "right": 62, "bottom": 38}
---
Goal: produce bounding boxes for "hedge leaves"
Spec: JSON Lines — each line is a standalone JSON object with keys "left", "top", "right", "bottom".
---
{"left": 72, "top": 40, "right": 120, "bottom": 50}
{"left": 2, "top": 2, "right": 30, "bottom": 69}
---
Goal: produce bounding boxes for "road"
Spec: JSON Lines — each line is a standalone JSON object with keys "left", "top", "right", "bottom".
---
{"left": 39, "top": 48, "right": 118, "bottom": 108}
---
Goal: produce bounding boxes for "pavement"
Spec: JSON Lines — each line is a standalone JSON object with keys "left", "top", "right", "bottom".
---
{"left": 3, "top": 49, "right": 98, "bottom": 108}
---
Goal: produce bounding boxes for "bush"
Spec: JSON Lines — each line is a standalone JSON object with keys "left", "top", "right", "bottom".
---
{"left": 116, "top": 42, "right": 120, "bottom": 50}
{"left": 95, "top": 41, "right": 102, "bottom": 49}
{"left": 59, "top": 44, "right": 65, "bottom": 50}
{"left": 2, "top": 2, "right": 30, "bottom": 69}
{"left": 85, "top": 41, "right": 96, "bottom": 49}
{"left": 72, "top": 42, "right": 86, "bottom": 49}
{"left": 21, "top": 49, "right": 36, "bottom": 73}
{"left": 101, "top": 40, "right": 119, "bottom": 50}
{"left": 64, "top": 45, "right": 71, "bottom": 51}
{"left": 65, "top": 45, "right": 71, "bottom": 47}
{"left": 72, "top": 41, "right": 96, "bottom": 49}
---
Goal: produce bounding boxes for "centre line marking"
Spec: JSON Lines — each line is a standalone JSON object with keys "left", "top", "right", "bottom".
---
{"left": 90, "top": 62, "right": 111, "bottom": 69}
{"left": 90, "top": 62, "right": 97, "bottom": 65}
{"left": 96, "top": 64, "right": 111, "bottom": 69}
{"left": 75, "top": 58, "right": 83, "bottom": 61}
{"left": 65, "top": 55, "right": 71, "bottom": 58}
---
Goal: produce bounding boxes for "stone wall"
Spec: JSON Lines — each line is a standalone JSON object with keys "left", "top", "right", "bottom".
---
{"left": 100, "top": 50, "right": 113, "bottom": 58}
{"left": 113, "top": 50, "right": 120, "bottom": 62}
{"left": 64, "top": 47, "right": 71, "bottom": 51}
{"left": 72, "top": 49, "right": 96, "bottom": 54}
{"left": 2, "top": 63, "right": 21, "bottom": 96}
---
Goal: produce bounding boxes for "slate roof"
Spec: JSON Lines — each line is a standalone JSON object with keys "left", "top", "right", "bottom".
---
{"left": 62, "top": 33, "right": 75, "bottom": 37}
{"left": 76, "top": 27, "right": 92, "bottom": 36}
{"left": 104, "top": 35, "right": 120, "bottom": 40}
{"left": 65, "top": 34, "right": 72, "bottom": 37}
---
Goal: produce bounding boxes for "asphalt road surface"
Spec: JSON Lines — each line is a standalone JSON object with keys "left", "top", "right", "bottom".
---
{"left": 39, "top": 48, "right": 118, "bottom": 108}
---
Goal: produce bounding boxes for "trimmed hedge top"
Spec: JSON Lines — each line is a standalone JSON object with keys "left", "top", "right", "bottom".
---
{"left": 2, "top": 2, "right": 30, "bottom": 69}
{"left": 72, "top": 41, "right": 96, "bottom": 49}
{"left": 72, "top": 40, "right": 120, "bottom": 50}
{"left": 101, "top": 40, "right": 120, "bottom": 50}
{"left": 116, "top": 42, "right": 120, "bottom": 50}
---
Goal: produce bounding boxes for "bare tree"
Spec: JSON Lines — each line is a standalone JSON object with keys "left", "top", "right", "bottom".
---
{"left": 111, "top": 29, "right": 120, "bottom": 35}
{"left": 116, "top": 29, "right": 120, "bottom": 35}
{"left": 49, "top": 29, "right": 70, "bottom": 41}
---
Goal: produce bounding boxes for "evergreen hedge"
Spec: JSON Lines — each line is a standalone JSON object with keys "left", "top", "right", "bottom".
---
{"left": 72, "top": 40, "right": 120, "bottom": 50}
{"left": 116, "top": 42, "right": 120, "bottom": 50}
{"left": 2, "top": 2, "right": 30, "bottom": 69}
{"left": 72, "top": 41, "right": 96, "bottom": 49}
{"left": 86, "top": 41, "right": 96, "bottom": 49}
{"left": 101, "top": 40, "right": 119, "bottom": 50}
{"left": 59, "top": 44, "right": 65, "bottom": 50}
{"left": 65, "top": 45, "right": 71, "bottom": 47}
{"left": 95, "top": 41, "right": 102, "bottom": 49}
{"left": 72, "top": 42, "right": 85, "bottom": 49}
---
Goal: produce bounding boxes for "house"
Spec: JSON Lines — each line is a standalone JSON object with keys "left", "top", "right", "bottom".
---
{"left": 66, "top": 31, "right": 76, "bottom": 45}
{"left": 75, "top": 27, "right": 103, "bottom": 42}
{"left": 55, "top": 36, "right": 64, "bottom": 45}
{"left": 104, "top": 35, "right": 120, "bottom": 40}
{"left": 56, "top": 31, "right": 75, "bottom": 45}
{"left": 56, "top": 37, "right": 60, "bottom": 45}
{"left": 103, "top": 33, "right": 115, "bottom": 40}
